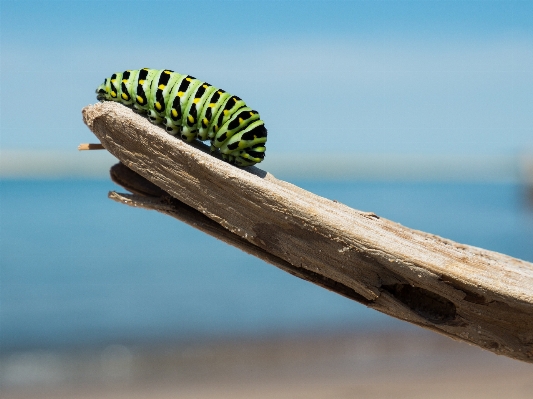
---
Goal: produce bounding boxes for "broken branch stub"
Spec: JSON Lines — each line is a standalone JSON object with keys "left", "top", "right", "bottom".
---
{"left": 83, "top": 102, "right": 533, "bottom": 363}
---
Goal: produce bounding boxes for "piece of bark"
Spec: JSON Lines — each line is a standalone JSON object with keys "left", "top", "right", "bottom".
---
{"left": 83, "top": 101, "right": 533, "bottom": 363}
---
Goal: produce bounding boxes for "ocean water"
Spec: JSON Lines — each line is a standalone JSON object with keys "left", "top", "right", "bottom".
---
{"left": 1, "top": 179, "right": 532, "bottom": 351}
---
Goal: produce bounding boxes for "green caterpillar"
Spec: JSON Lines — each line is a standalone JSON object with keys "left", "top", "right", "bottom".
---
{"left": 96, "top": 68, "right": 267, "bottom": 167}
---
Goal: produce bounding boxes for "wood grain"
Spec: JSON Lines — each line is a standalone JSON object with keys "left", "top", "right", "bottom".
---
{"left": 108, "top": 162, "right": 373, "bottom": 306}
{"left": 83, "top": 101, "right": 533, "bottom": 363}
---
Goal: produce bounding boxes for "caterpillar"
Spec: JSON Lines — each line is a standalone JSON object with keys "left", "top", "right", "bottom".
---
{"left": 96, "top": 68, "right": 267, "bottom": 167}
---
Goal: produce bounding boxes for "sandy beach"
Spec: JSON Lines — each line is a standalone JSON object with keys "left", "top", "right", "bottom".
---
{"left": 2, "top": 329, "right": 531, "bottom": 399}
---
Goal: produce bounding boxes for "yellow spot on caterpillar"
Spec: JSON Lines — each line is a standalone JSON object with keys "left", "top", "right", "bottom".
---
{"left": 193, "top": 98, "right": 200, "bottom": 104}
{"left": 121, "top": 93, "right": 129, "bottom": 100}
{"left": 111, "top": 79, "right": 116, "bottom": 83}
{"left": 155, "top": 102, "right": 162, "bottom": 111}
{"left": 158, "top": 84, "right": 165, "bottom": 90}
{"left": 137, "top": 95, "right": 144, "bottom": 104}
{"left": 177, "top": 91, "right": 184, "bottom": 97}
{"left": 238, "top": 118, "right": 244, "bottom": 124}
{"left": 203, "top": 118, "right": 208, "bottom": 125}
{"left": 188, "top": 115, "right": 194, "bottom": 123}
{"left": 172, "top": 109, "right": 178, "bottom": 117}
{"left": 111, "top": 91, "right": 116, "bottom": 97}
{"left": 203, "top": 84, "right": 208, "bottom": 88}
{"left": 139, "top": 80, "right": 145, "bottom": 85}
{"left": 217, "top": 91, "right": 222, "bottom": 94}
{"left": 164, "top": 70, "right": 171, "bottom": 74}
{"left": 143, "top": 68, "right": 149, "bottom": 71}
{"left": 234, "top": 97, "right": 238, "bottom": 102}
{"left": 223, "top": 110, "right": 228, "bottom": 115}
{"left": 250, "top": 112, "right": 254, "bottom": 116}
{"left": 209, "top": 103, "right": 215, "bottom": 107}
{"left": 122, "top": 79, "right": 128, "bottom": 83}
{"left": 186, "top": 77, "right": 192, "bottom": 81}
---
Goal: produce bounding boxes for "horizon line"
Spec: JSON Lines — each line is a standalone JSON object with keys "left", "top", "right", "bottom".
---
{"left": 1, "top": 150, "right": 532, "bottom": 184}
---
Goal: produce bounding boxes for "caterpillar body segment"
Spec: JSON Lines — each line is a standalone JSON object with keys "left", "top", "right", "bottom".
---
{"left": 97, "top": 68, "right": 266, "bottom": 167}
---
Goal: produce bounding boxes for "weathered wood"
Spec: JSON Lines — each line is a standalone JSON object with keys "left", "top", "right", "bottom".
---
{"left": 109, "top": 162, "right": 373, "bottom": 305}
{"left": 83, "top": 101, "right": 533, "bottom": 363}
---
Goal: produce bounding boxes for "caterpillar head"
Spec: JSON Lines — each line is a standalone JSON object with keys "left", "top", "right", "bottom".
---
{"left": 96, "top": 81, "right": 109, "bottom": 101}
{"left": 96, "top": 74, "right": 121, "bottom": 102}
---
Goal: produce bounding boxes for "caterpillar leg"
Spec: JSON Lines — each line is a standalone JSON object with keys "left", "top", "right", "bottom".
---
{"left": 221, "top": 146, "right": 266, "bottom": 167}
{"left": 234, "top": 149, "right": 266, "bottom": 167}
{"left": 180, "top": 132, "right": 197, "bottom": 142}
{"left": 162, "top": 117, "right": 180, "bottom": 136}
{"left": 147, "top": 109, "right": 163, "bottom": 125}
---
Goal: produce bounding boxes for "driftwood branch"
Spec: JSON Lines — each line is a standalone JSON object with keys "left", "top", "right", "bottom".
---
{"left": 108, "top": 162, "right": 372, "bottom": 305}
{"left": 83, "top": 102, "right": 533, "bottom": 363}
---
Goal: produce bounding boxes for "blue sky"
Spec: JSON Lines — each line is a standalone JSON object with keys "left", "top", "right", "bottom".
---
{"left": 1, "top": 0, "right": 532, "bottom": 156}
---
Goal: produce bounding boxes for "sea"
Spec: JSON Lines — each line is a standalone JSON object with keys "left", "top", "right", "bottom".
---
{"left": 1, "top": 179, "right": 532, "bottom": 352}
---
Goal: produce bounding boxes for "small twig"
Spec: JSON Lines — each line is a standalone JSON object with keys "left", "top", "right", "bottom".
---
{"left": 78, "top": 143, "right": 105, "bottom": 150}
{"left": 83, "top": 101, "right": 533, "bottom": 363}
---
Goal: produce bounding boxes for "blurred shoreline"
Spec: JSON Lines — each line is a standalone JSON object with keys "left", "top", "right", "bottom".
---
{"left": 2, "top": 329, "right": 531, "bottom": 399}
{"left": 1, "top": 150, "right": 532, "bottom": 184}
{"left": 524, "top": 156, "right": 533, "bottom": 207}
